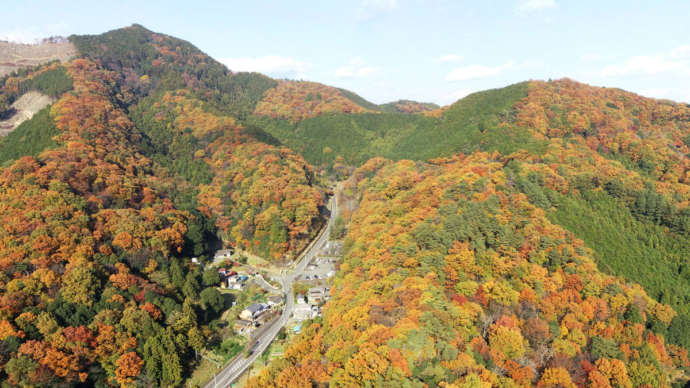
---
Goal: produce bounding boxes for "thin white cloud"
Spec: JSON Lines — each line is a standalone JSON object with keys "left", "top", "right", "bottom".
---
{"left": 445, "top": 62, "right": 513, "bottom": 81}
{"left": 637, "top": 88, "right": 689, "bottom": 103}
{"left": 362, "top": 0, "right": 398, "bottom": 11}
{"left": 0, "top": 23, "right": 69, "bottom": 43}
{"left": 581, "top": 53, "right": 605, "bottom": 62}
{"left": 335, "top": 66, "right": 378, "bottom": 78}
{"left": 219, "top": 55, "right": 310, "bottom": 76}
{"left": 600, "top": 46, "right": 690, "bottom": 77}
{"left": 357, "top": 0, "right": 398, "bottom": 20}
{"left": 671, "top": 45, "right": 690, "bottom": 59}
{"left": 517, "top": 0, "right": 556, "bottom": 12}
{"left": 439, "top": 54, "right": 464, "bottom": 63}
{"left": 335, "top": 58, "right": 379, "bottom": 78}
{"left": 601, "top": 56, "right": 682, "bottom": 77}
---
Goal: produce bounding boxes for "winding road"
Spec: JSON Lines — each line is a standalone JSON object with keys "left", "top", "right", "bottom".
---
{"left": 203, "top": 186, "right": 339, "bottom": 388}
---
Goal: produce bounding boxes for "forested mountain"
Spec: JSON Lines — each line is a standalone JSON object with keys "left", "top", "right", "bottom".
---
{"left": 0, "top": 24, "right": 688, "bottom": 387}
{"left": 247, "top": 78, "right": 690, "bottom": 386}
{"left": 0, "top": 25, "right": 324, "bottom": 386}
{"left": 249, "top": 154, "right": 687, "bottom": 387}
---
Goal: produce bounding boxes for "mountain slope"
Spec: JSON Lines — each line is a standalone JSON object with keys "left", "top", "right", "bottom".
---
{"left": 0, "top": 39, "right": 76, "bottom": 77}
{"left": 0, "top": 24, "right": 689, "bottom": 387}
{"left": 246, "top": 80, "right": 690, "bottom": 386}
{"left": 70, "top": 24, "right": 278, "bottom": 120}
{"left": 254, "top": 80, "right": 374, "bottom": 122}
{"left": 379, "top": 99, "right": 440, "bottom": 114}
{"left": 248, "top": 77, "right": 690, "bottom": 354}
{"left": 249, "top": 154, "right": 688, "bottom": 387}
{"left": 0, "top": 26, "right": 326, "bottom": 386}
{"left": 249, "top": 82, "right": 547, "bottom": 167}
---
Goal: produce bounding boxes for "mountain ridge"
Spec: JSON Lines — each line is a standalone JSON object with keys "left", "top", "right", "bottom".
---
{"left": 0, "top": 24, "right": 688, "bottom": 387}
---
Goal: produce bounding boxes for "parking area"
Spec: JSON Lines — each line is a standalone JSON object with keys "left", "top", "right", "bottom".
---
{"left": 297, "top": 256, "right": 337, "bottom": 281}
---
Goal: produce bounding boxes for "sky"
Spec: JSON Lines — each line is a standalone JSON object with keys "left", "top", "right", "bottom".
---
{"left": 2, "top": 0, "right": 690, "bottom": 105}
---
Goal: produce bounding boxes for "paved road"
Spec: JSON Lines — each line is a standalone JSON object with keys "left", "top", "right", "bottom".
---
{"left": 251, "top": 274, "right": 280, "bottom": 293}
{"left": 203, "top": 185, "right": 339, "bottom": 388}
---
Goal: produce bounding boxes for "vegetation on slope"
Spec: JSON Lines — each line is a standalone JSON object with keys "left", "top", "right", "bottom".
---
{"left": 69, "top": 24, "right": 325, "bottom": 261}
{"left": 379, "top": 99, "right": 440, "bottom": 114}
{"left": 131, "top": 89, "right": 324, "bottom": 261}
{"left": 495, "top": 80, "right": 690, "bottom": 355}
{"left": 70, "top": 24, "right": 277, "bottom": 119}
{"left": 249, "top": 154, "right": 688, "bottom": 387}
{"left": 254, "top": 80, "right": 373, "bottom": 122}
{"left": 250, "top": 82, "right": 547, "bottom": 167}
{"left": 0, "top": 62, "right": 73, "bottom": 119}
{"left": 0, "top": 28, "right": 324, "bottom": 385}
{"left": 0, "top": 106, "right": 60, "bottom": 166}
{"left": 0, "top": 59, "right": 223, "bottom": 387}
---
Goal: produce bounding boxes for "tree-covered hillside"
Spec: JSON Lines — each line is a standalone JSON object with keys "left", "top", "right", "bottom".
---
{"left": 378, "top": 99, "right": 440, "bottom": 114}
{"left": 1, "top": 24, "right": 689, "bottom": 387}
{"left": 70, "top": 24, "right": 278, "bottom": 120}
{"left": 249, "top": 154, "right": 688, "bottom": 387}
{"left": 246, "top": 79, "right": 690, "bottom": 387}
{"left": 0, "top": 26, "right": 326, "bottom": 386}
{"left": 249, "top": 82, "right": 547, "bottom": 167}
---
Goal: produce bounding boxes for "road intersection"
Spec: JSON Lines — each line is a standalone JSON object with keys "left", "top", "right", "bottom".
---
{"left": 203, "top": 186, "right": 339, "bottom": 388}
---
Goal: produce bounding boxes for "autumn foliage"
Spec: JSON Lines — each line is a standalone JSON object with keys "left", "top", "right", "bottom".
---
{"left": 254, "top": 80, "right": 373, "bottom": 122}
{"left": 248, "top": 152, "right": 687, "bottom": 387}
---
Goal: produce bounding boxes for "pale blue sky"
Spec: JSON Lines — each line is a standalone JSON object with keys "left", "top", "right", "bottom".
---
{"left": 3, "top": 0, "right": 689, "bottom": 105}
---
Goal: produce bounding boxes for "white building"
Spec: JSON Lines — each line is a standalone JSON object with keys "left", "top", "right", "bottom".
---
{"left": 214, "top": 249, "right": 234, "bottom": 260}
{"left": 293, "top": 303, "right": 313, "bottom": 321}
{"left": 240, "top": 303, "right": 267, "bottom": 321}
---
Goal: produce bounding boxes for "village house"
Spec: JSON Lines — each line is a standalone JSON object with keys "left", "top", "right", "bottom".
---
{"left": 293, "top": 302, "right": 313, "bottom": 321}
{"left": 308, "top": 287, "right": 330, "bottom": 305}
{"left": 267, "top": 294, "right": 284, "bottom": 307}
{"left": 214, "top": 248, "right": 234, "bottom": 260}
{"left": 233, "top": 319, "right": 253, "bottom": 336}
{"left": 226, "top": 272, "right": 246, "bottom": 290}
{"left": 239, "top": 303, "right": 267, "bottom": 321}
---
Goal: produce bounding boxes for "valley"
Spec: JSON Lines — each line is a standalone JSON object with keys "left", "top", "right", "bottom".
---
{"left": 0, "top": 23, "right": 688, "bottom": 388}
{"left": 201, "top": 185, "right": 339, "bottom": 387}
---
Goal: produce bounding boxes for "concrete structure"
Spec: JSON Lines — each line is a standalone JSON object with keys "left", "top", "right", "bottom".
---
{"left": 227, "top": 273, "right": 246, "bottom": 289}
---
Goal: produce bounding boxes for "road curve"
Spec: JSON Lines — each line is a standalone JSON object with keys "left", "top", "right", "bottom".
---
{"left": 203, "top": 186, "right": 339, "bottom": 388}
